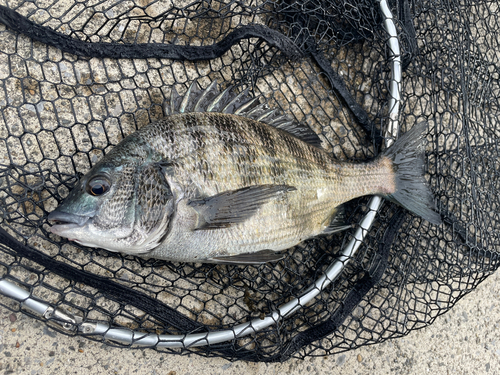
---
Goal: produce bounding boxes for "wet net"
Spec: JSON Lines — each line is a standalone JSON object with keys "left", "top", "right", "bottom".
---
{"left": 0, "top": 0, "right": 499, "bottom": 362}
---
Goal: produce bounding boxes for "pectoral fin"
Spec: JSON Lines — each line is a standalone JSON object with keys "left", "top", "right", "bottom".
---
{"left": 208, "top": 250, "right": 285, "bottom": 264}
{"left": 188, "top": 184, "right": 296, "bottom": 230}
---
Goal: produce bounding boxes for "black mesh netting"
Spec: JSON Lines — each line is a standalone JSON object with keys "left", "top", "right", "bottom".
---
{"left": 0, "top": 0, "right": 499, "bottom": 362}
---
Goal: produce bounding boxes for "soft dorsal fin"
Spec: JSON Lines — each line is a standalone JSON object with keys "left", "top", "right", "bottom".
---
{"left": 163, "top": 80, "right": 323, "bottom": 148}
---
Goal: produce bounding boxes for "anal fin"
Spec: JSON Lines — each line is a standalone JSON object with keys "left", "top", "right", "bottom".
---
{"left": 321, "top": 204, "right": 353, "bottom": 235}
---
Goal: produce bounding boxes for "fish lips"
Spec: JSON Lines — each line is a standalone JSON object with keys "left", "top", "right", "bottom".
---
{"left": 47, "top": 210, "right": 91, "bottom": 237}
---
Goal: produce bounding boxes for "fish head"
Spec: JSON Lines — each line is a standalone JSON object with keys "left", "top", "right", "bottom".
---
{"left": 48, "top": 159, "right": 176, "bottom": 255}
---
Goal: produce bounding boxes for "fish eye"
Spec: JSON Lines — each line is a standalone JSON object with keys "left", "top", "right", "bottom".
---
{"left": 86, "top": 177, "right": 111, "bottom": 196}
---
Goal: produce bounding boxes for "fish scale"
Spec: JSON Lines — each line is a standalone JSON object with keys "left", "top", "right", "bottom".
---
{"left": 144, "top": 113, "right": 368, "bottom": 260}
{"left": 48, "top": 82, "right": 441, "bottom": 264}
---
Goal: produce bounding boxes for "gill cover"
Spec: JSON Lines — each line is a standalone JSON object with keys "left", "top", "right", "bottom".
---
{"left": 125, "top": 162, "right": 176, "bottom": 253}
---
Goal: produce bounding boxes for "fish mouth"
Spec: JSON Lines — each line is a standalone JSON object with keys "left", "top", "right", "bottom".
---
{"left": 48, "top": 210, "right": 90, "bottom": 236}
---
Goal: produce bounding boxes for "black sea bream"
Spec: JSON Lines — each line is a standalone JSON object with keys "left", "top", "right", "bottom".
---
{"left": 48, "top": 81, "right": 441, "bottom": 264}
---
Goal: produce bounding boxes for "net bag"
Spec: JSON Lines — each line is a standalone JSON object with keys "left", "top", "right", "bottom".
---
{"left": 0, "top": 0, "right": 498, "bottom": 362}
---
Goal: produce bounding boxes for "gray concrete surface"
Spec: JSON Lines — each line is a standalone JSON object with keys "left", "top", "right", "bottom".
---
{"left": 0, "top": 269, "right": 498, "bottom": 375}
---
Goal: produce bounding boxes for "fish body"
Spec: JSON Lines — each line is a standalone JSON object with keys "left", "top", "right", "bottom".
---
{"left": 48, "top": 81, "right": 441, "bottom": 264}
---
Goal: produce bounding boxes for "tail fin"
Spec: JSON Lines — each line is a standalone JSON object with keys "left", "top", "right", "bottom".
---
{"left": 382, "top": 122, "right": 442, "bottom": 225}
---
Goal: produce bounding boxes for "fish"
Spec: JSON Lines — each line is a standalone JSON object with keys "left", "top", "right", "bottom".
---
{"left": 48, "top": 80, "right": 442, "bottom": 264}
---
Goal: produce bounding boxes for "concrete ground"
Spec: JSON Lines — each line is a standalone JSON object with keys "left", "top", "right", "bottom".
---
{"left": 0, "top": 269, "right": 498, "bottom": 375}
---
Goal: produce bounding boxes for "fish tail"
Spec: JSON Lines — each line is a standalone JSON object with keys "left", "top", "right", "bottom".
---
{"left": 382, "top": 122, "right": 442, "bottom": 225}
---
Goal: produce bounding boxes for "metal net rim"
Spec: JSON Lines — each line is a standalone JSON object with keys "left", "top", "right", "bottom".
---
{"left": 0, "top": 0, "right": 401, "bottom": 349}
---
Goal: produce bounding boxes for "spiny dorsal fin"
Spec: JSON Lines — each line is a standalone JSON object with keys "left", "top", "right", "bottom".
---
{"left": 163, "top": 80, "right": 323, "bottom": 148}
{"left": 193, "top": 80, "right": 219, "bottom": 112}
{"left": 179, "top": 81, "right": 202, "bottom": 113}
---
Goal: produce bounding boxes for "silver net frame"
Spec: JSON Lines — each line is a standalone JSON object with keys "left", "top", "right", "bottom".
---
{"left": 0, "top": 0, "right": 401, "bottom": 350}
